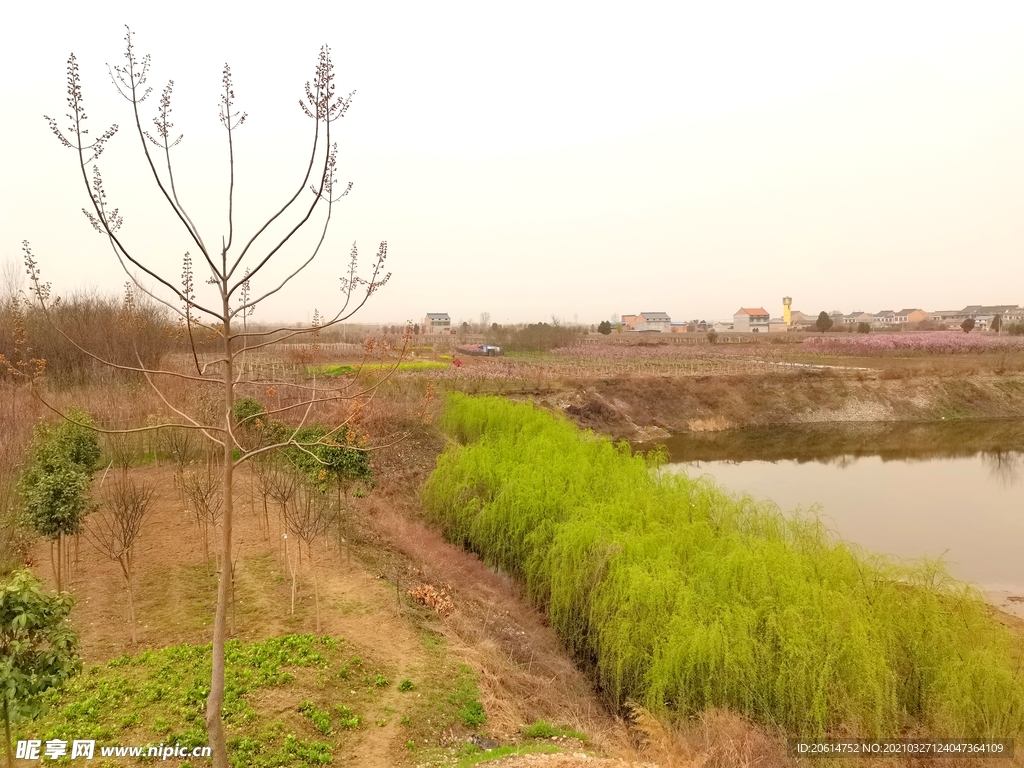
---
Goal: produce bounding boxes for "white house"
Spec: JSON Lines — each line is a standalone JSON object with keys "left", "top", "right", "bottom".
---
{"left": 733, "top": 307, "right": 770, "bottom": 333}
{"left": 635, "top": 311, "right": 672, "bottom": 332}
{"left": 423, "top": 313, "right": 451, "bottom": 333}
{"left": 844, "top": 312, "right": 874, "bottom": 326}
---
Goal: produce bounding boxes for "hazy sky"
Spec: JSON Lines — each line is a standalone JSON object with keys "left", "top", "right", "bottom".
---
{"left": 2, "top": 1, "right": 1023, "bottom": 324}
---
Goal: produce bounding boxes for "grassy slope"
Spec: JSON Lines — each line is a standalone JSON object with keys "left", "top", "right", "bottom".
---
{"left": 423, "top": 394, "right": 1024, "bottom": 739}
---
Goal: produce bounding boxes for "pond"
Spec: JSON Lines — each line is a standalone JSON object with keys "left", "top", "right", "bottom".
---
{"left": 650, "top": 421, "right": 1024, "bottom": 602}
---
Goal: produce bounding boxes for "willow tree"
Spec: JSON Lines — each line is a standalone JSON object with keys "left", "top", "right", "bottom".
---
{"left": 25, "top": 28, "right": 393, "bottom": 767}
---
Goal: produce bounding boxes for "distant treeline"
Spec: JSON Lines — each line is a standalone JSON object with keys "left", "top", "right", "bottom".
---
{"left": 485, "top": 322, "right": 582, "bottom": 352}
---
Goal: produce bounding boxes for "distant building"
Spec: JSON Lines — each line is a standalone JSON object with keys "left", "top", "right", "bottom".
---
{"left": 930, "top": 309, "right": 964, "bottom": 324}
{"left": 768, "top": 318, "right": 789, "bottom": 333}
{"left": 844, "top": 311, "right": 874, "bottom": 326}
{"left": 733, "top": 307, "right": 770, "bottom": 333}
{"left": 620, "top": 314, "right": 640, "bottom": 330}
{"left": 789, "top": 310, "right": 813, "bottom": 327}
{"left": 670, "top": 323, "right": 689, "bottom": 333}
{"left": 712, "top": 321, "right": 732, "bottom": 333}
{"left": 1004, "top": 308, "right": 1024, "bottom": 324}
{"left": 621, "top": 311, "right": 671, "bottom": 332}
{"left": 961, "top": 305, "right": 1020, "bottom": 330}
{"left": 873, "top": 310, "right": 896, "bottom": 327}
{"left": 423, "top": 312, "right": 451, "bottom": 334}
{"left": 891, "top": 308, "right": 929, "bottom": 325}
{"left": 932, "top": 305, "right": 1019, "bottom": 327}
{"left": 636, "top": 311, "right": 671, "bottom": 332}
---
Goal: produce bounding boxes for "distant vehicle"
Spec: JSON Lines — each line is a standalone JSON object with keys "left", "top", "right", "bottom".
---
{"left": 456, "top": 344, "right": 503, "bottom": 357}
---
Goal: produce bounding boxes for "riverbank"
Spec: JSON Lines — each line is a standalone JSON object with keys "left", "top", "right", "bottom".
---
{"left": 423, "top": 394, "right": 1024, "bottom": 740}
{"left": 551, "top": 370, "right": 1024, "bottom": 440}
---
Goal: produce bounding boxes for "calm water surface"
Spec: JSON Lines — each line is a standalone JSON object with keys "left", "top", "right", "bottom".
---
{"left": 654, "top": 422, "right": 1024, "bottom": 592}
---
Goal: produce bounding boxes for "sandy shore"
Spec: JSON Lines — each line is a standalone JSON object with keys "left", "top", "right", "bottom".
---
{"left": 987, "top": 589, "right": 1024, "bottom": 620}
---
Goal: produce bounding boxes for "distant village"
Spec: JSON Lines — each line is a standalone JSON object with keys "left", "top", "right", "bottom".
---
{"left": 418, "top": 302, "right": 1024, "bottom": 337}
{"left": 615, "top": 301, "right": 1024, "bottom": 334}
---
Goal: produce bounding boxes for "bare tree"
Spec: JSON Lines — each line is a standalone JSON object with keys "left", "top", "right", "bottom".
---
{"left": 104, "top": 431, "right": 141, "bottom": 473}
{"left": 84, "top": 476, "right": 154, "bottom": 644}
{"left": 1, "top": 260, "right": 23, "bottom": 307}
{"left": 161, "top": 425, "right": 199, "bottom": 469}
{"left": 180, "top": 463, "right": 223, "bottom": 565}
{"left": 249, "top": 458, "right": 274, "bottom": 541}
{"left": 266, "top": 463, "right": 299, "bottom": 563}
{"left": 25, "top": 29, "right": 399, "bottom": 766}
{"left": 285, "top": 482, "right": 333, "bottom": 633}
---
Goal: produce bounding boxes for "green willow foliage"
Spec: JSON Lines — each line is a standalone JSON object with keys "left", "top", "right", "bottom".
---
{"left": 423, "top": 395, "right": 1024, "bottom": 738}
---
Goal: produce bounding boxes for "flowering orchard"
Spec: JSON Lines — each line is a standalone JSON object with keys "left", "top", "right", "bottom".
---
{"left": 802, "top": 332, "right": 1024, "bottom": 356}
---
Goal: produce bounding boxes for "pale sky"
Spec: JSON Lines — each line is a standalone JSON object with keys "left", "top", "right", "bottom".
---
{"left": 1, "top": 1, "right": 1022, "bottom": 324}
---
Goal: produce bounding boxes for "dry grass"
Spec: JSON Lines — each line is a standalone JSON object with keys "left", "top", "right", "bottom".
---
{"left": 685, "top": 416, "right": 730, "bottom": 433}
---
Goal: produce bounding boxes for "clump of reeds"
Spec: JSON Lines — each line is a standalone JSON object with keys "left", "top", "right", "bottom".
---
{"left": 422, "top": 394, "right": 1024, "bottom": 739}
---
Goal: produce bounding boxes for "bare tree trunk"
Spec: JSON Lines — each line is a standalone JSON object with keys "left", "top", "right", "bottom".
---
{"left": 120, "top": 556, "right": 137, "bottom": 646}
{"left": 309, "top": 541, "right": 321, "bottom": 634}
{"left": 56, "top": 535, "right": 62, "bottom": 592}
{"left": 279, "top": 503, "right": 286, "bottom": 563}
{"left": 205, "top": 313, "right": 233, "bottom": 768}
{"left": 4, "top": 695, "right": 13, "bottom": 768}
{"left": 287, "top": 533, "right": 298, "bottom": 615}
{"left": 230, "top": 557, "right": 236, "bottom": 637}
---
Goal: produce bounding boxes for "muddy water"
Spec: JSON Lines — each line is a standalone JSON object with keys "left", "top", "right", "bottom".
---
{"left": 652, "top": 421, "right": 1024, "bottom": 595}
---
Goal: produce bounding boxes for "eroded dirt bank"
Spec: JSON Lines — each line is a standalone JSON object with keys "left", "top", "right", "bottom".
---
{"left": 549, "top": 370, "right": 1024, "bottom": 440}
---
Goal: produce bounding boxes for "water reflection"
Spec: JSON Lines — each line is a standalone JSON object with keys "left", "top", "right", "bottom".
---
{"left": 981, "top": 450, "right": 1024, "bottom": 488}
{"left": 649, "top": 421, "right": 1024, "bottom": 592}
{"left": 646, "top": 420, "right": 1024, "bottom": 465}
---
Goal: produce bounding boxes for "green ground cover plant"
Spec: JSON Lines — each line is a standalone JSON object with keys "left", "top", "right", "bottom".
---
{"left": 312, "top": 361, "right": 448, "bottom": 377}
{"left": 521, "top": 720, "right": 589, "bottom": 741}
{"left": 423, "top": 394, "right": 1024, "bottom": 739}
{"left": 15, "top": 634, "right": 362, "bottom": 767}
{"left": 457, "top": 743, "right": 560, "bottom": 767}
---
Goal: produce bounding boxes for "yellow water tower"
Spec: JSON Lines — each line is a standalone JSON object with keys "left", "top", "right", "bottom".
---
{"left": 783, "top": 296, "right": 792, "bottom": 325}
